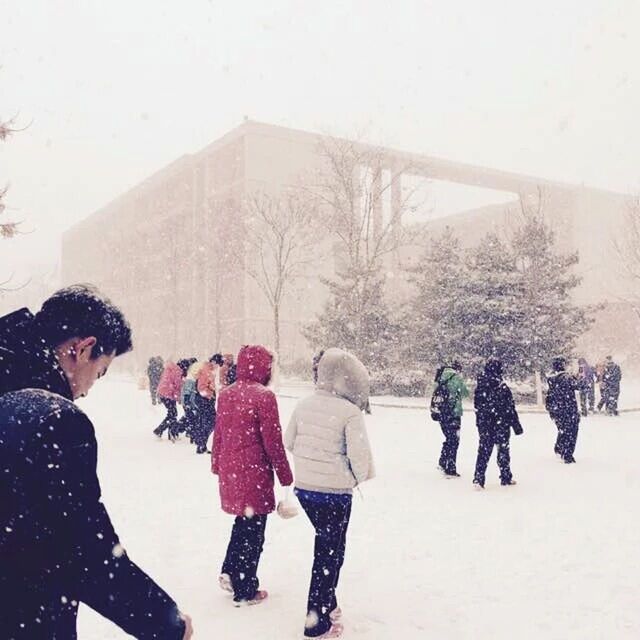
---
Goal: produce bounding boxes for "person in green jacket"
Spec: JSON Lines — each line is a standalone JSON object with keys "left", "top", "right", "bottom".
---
{"left": 434, "top": 360, "right": 470, "bottom": 477}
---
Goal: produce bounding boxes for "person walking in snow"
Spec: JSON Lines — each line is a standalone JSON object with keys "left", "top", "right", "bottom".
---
{"left": 576, "top": 357, "right": 596, "bottom": 417}
{"left": 193, "top": 353, "right": 222, "bottom": 454}
{"left": 285, "top": 347, "right": 375, "bottom": 639}
{"left": 472, "top": 359, "right": 523, "bottom": 489}
{"left": 0, "top": 285, "right": 193, "bottom": 639}
{"left": 431, "top": 360, "right": 469, "bottom": 477}
{"left": 147, "top": 355, "right": 164, "bottom": 405}
{"left": 545, "top": 357, "right": 580, "bottom": 463}
{"left": 154, "top": 359, "right": 183, "bottom": 441}
{"left": 602, "top": 355, "right": 622, "bottom": 416}
{"left": 212, "top": 345, "right": 293, "bottom": 606}
{"left": 179, "top": 359, "right": 203, "bottom": 442}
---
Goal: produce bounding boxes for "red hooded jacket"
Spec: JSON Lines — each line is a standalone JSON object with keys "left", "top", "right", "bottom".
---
{"left": 211, "top": 345, "right": 293, "bottom": 516}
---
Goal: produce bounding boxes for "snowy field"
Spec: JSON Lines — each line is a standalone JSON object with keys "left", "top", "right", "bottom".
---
{"left": 77, "top": 380, "right": 640, "bottom": 639}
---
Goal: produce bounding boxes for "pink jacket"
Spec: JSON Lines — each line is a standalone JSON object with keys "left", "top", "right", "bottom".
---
{"left": 212, "top": 345, "right": 293, "bottom": 516}
{"left": 156, "top": 362, "right": 183, "bottom": 401}
{"left": 196, "top": 361, "right": 217, "bottom": 400}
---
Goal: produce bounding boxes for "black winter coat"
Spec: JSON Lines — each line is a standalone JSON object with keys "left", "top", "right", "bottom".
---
{"left": 0, "top": 309, "right": 184, "bottom": 639}
{"left": 474, "top": 373, "right": 523, "bottom": 442}
{"left": 545, "top": 371, "right": 580, "bottom": 423}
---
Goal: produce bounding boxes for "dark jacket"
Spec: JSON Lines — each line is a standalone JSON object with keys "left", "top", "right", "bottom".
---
{"left": 0, "top": 309, "right": 184, "bottom": 639}
{"left": 474, "top": 371, "right": 522, "bottom": 441}
{"left": 147, "top": 357, "right": 164, "bottom": 385}
{"left": 603, "top": 362, "right": 622, "bottom": 393}
{"left": 545, "top": 371, "right": 580, "bottom": 423}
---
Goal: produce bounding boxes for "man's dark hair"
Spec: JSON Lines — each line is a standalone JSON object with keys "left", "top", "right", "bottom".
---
{"left": 451, "top": 360, "right": 462, "bottom": 372}
{"left": 34, "top": 284, "right": 133, "bottom": 358}
{"left": 210, "top": 353, "right": 224, "bottom": 366}
{"left": 552, "top": 356, "right": 567, "bottom": 372}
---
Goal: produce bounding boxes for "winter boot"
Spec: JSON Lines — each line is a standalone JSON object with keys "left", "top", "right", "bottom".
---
{"left": 219, "top": 574, "right": 233, "bottom": 593}
{"left": 501, "top": 479, "right": 517, "bottom": 486}
{"left": 305, "top": 623, "right": 344, "bottom": 639}
{"left": 473, "top": 479, "right": 484, "bottom": 490}
{"left": 233, "top": 590, "right": 268, "bottom": 607}
{"left": 329, "top": 607, "right": 342, "bottom": 622}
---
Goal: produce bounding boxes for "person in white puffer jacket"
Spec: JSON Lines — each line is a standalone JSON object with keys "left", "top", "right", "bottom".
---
{"left": 285, "top": 347, "right": 375, "bottom": 640}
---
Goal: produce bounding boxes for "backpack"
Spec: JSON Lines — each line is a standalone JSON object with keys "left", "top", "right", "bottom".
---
{"left": 180, "top": 378, "right": 198, "bottom": 410}
{"left": 430, "top": 373, "right": 454, "bottom": 422}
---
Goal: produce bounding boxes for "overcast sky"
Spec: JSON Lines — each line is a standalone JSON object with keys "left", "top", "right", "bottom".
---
{"left": 1, "top": 0, "right": 639, "bottom": 283}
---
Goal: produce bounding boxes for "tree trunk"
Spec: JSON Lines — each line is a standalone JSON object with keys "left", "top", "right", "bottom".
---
{"left": 535, "top": 369, "right": 543, "bottom": 407}
{"left": 273, "top": 304, "right": 281, "bottom": 391}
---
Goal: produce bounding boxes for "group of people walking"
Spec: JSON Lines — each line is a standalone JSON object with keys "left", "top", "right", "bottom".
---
{"left": 212, "top": 345, "right": 374, "bottom": 639}
{"left": 148, "top": 352, "right": 236, "bottom": 454}
{"left": 431, "top": 354, "right": 624, "bottom": 488}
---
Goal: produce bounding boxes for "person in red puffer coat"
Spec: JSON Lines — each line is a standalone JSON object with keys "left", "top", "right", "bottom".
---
{"left": 212, "top": 344, "right": 293, "bottom": 606}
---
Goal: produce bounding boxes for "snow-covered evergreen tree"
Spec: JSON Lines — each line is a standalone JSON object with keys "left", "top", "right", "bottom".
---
{"left": 402, "top": 227, "right": 467, "bottom": 369}
{"left": 510, "top": 215, "right": 592, "bottom": 380}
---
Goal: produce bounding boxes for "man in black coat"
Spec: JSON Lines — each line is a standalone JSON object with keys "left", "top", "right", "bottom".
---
{"left": 0, "top": 285, "right": 193, "bottom": 639}
{"left": 602, "top": 355, "right": 622, "bottom": 416}
{"left": 545, "top": 357, "right": 580, "bottom": 464}
{"left": 147, "top": 355, "right": 164, "bottom": 405}
{"left": 472, "top": 359, "right": 523, "bottom": 489}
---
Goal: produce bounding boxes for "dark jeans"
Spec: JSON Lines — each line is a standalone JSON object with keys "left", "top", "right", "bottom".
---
{"left": 149, "top": 378, "right": 160, "bottom": 405}
{"left": 221, "top": 515, "right": 267, "bottom": 601}
{"left": 297, "top": 491, "right": 352, "bottom": 638}
{"left": 579, "top": 386, "right": 595, "bottom": 416}
{"left": 474, "top": 432, "right": 512, "bottom": 485}
{"left": 193, "top": 395, "right": 215, "bottom": 452}
{"left": 553, "top": 415, "right": 580, "bottom": 461}
{"left": 605, "top": 388, "right": 620, "bottom": 416}
{"left": 154, "top": 398, "right": 178, "bottom": 438}
{"left": 438, "top": 417, "right": 461, "bottom": 474}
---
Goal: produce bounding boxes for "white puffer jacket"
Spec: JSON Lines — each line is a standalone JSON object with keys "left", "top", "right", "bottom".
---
{"left": 285, "top": 348, "right": 375, "bottom": 494}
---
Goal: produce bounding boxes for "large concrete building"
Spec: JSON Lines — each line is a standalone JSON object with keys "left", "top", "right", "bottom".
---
{"left": 62, "top": 120, "right": 637, "bottom": 370}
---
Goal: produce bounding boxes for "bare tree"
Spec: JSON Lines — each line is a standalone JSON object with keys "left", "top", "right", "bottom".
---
{"left": 613, "top": 194, "right": 640, "bottom": 319}
{"left": 242, "top": 188, "right": 320, "bottom": 362}
{"left": 308, "top": 135, "right": 420, "bottom": 279}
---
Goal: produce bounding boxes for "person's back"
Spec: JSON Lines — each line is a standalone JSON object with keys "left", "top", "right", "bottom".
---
{"left": 546, "top": 371, "right": 579, "bottom": 423}
{"left": 0, "top": 285, "right": 191, "bottom": 639}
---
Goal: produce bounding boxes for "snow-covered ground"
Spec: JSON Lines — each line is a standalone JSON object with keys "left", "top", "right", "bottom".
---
{"left": 77, "top": 380, "right": 640, "bottom": 639}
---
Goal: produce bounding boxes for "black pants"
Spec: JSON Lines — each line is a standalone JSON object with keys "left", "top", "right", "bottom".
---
{"left": 221, "top": 515, "right": 267, "bottom": 601}
{"left": 553, "top": 415, "right": 579, "bottom": 461}
{"left": 438, "top": 417, "right": 461, "bottom": 474}
{"left": 605, "top": 388, "right": 620, "bottom": 415}
{"left": 579, "top": 386, "right": 595, "bottom": 416}
{"left": 297, "top": 492, "right": 352, "bottom": 638}
{"left": 149, "top": 379, "right": 160, "bottom": 405}
{"left": 193, "top": 395, "right": 215, "bottom": 452}
{"left": 474, "top": 431, "right": 512, "bottom": 485}
{"left": 154, "top": 398, "right": 178, "bottom": 438}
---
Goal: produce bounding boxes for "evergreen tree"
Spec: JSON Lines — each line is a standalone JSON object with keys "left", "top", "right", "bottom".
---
{"left": 303, "top": 267, "right": 397, "bottom": 371}
{"left": 403, "top": 227, "right": 467, "bottom": 369}
{"left": 511, "top": 215, "right": 592, "bottom": 381}
{"left": 459, "top": 233, "right": 526, "bottom": 374}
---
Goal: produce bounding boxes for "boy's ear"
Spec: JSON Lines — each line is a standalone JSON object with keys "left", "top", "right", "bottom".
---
{"left": 76, "top": 336, "right": 97, "bottom": 361}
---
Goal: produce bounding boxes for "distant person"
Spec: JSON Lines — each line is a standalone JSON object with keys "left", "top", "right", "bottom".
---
{"left": 472, "top": 359, "right": 522, "bottom": 489}
{"left": 212, "top": 345, "right": 292, "bottom": 606}
{"left": 602, "top": 355, "right": 622, "bottom": 416}
{"left": 193, "top": 353, "right": 222, "bottom": 454}
{"left": 179, "top": 359, "right": 203, "bottom": 442}
{"left": 147, "top": 355, "right": 164, "bottom": 405}
{"left": 545, "top": 357, "right": 580, "bottom": 463}
{"left": 595, "top": 360, "right": 607, "bottom": 412}
{"left": 312, "top": 349, "right": 325, "bottom": 384}
{"left": 430, "top": 360, "right": 469, "bottom": 477}
{"left": 0, "top": 284, "right": 192, "bottom": 639}
{"left": 219, "top": 352, "right": 236, "bottom": 387}
{"left": 285, "top": 347, "right": 374, "bottom": 639}
{"left": 154, "top": 358, "right": 192, "bottom": 441}
{"left": 577, "top": 357, "right": 596, "bottom": 417}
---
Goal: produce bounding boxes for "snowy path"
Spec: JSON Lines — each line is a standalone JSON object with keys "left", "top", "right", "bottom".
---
{"left": 77, "top": 380, "right": 640, "bottom": 639}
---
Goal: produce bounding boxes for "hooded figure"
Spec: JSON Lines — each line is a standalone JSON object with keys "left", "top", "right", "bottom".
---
{"left": 212, "top": 345, "right": 292, "bottom": 606}
{"left": 472, "top": 359, "right": 522, "bottom": 489}
{"left": 545, "top": 357, "right": 580, "bottom": 463}
{"left": 285, "top": 347, "right": 375, "bottom": 639}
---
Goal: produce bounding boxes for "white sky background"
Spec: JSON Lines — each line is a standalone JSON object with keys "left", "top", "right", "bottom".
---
{"left": 1, "top": 0, "right": 639, "bottom": 284}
